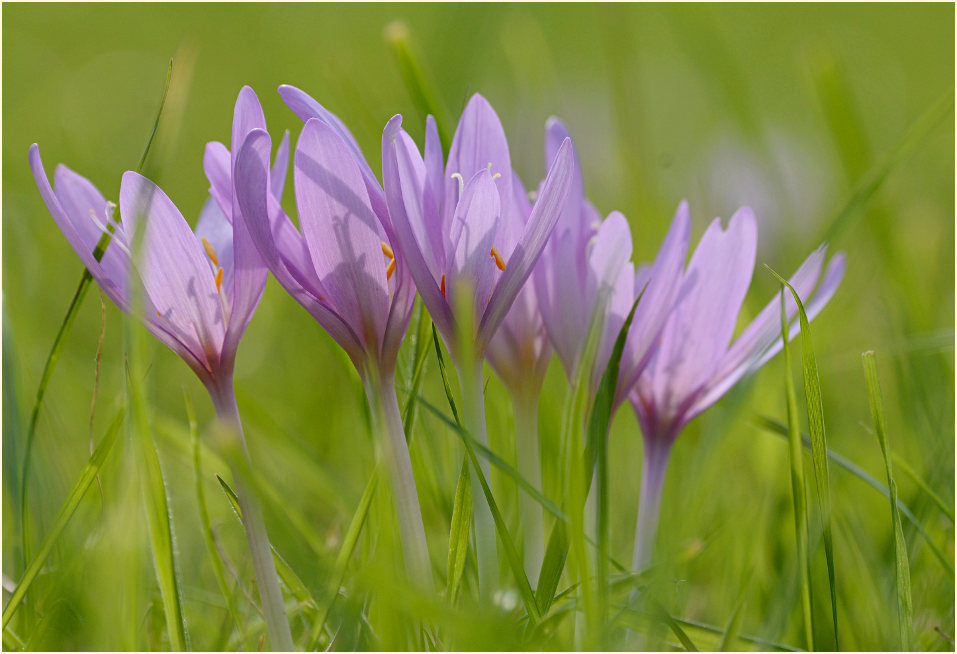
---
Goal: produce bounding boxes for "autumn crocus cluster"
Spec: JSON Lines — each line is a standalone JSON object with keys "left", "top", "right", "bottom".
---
{"left": 32, "top": 83, "right": 845, "bottom": 641}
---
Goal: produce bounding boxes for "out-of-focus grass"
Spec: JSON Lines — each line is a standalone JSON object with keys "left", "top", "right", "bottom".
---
{"left": 3, "top": 3, "right": 954, "bottom": 650}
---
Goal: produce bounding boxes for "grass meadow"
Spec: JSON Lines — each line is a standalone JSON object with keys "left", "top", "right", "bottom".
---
{"left": 2, "top": 3, "right": 954, "bottom": 651}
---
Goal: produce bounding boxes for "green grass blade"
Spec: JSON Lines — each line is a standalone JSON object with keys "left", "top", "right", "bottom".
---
{"left": 458, "top": 422, "right": 541, "bottom": 623}
{"left": 128, "top": 363, "right": 189, "bottom": 651}
{"left": 187, "top": 394, "right": 245, "bottom": 641}
{"left": 216, "top": 476, "right": 319, "bottom": 618}
{"left": 536, "top": 522, "right": 570, "bottom": 616}
{"left": 862, "top": 351, "right": 914, "bottom": 650}
{"left": 768, "top": 266, "right": 839, "bottom": 649}
{"left": 718, "top": 582, "right": 749, "bottom": 651}
{"left": 18, "top": 59, "right": 175, "bottom": 593}
{"left": 891, "top": 452, "right": 954, "bottom": 524}
{"left": 400, "top": 300, "right": 433, "bottom": 436}
{"left": 309, "top": 466, "right": 379, "bottom": 650}
{"left": 756, "top": 415, "right": 954, "bottom": 578}
{"left": 817, "top": 89, "right": 954, "bottom": 245}
{"left": 446, "top": 456, "right": 472, "bottom": 602}
{"left": 780, "top": 288, "right": 815, "bottom": 650}
{"left": 384, "top": 21, "right": 452, "bottom": 150}
{"left": 2, "top": 407, "right": 124, "bottom": 629}
{"left": 431, "top": 323, "right": 461, "bottom": 426}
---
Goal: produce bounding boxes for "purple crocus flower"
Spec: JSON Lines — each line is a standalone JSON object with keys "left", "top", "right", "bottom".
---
{"left": 629, "top": 206, "right": 846, "bottom": 570}
{"left": 235, "top": 85, "right": 431, "bottom": 590}
{"left": 381, "top": 95, "right": 574, "bottom": 594}
{"left": 31, "top": 86, "right": 296, "bottom": 650}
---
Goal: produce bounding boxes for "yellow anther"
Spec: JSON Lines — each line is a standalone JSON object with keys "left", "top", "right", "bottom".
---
{"left": 156, "top": 311, "right": 162, "bottom": 318}
{"left": 202, "top": 237, "right": 219, "bottom": 267}
{"left": 386, "top": 258, "right": 396, "bottom": 281}
{"left": 215, "top": 267, "right": 224, "bottom": 293}
{"left": 440, "top": 274, "right": 446, "bottom": 298}
{"left": 381, "top": 240, "right": 394, "bottom": 260}
{"left": 490, "top": 246, "right": 506, "bottom": 271}
{"left": 492, "top": 172, "right": 501, "bottom": 180}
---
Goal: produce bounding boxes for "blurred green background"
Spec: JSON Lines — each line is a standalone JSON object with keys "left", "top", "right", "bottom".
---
{"left": 3, "top": 3, "right": 954, "bottom": 651}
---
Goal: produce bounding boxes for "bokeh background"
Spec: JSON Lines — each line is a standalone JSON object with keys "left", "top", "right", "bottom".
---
{"left": 3, "top": 3, "right": 954, "bottom": 651}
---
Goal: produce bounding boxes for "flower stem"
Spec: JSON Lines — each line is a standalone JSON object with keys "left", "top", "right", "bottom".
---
{"left": 632, "top": 437, "right": 673, "bottom": 572}
{"left": 513, "top": 393, "right": 543, "bottom": 588}
{"left": 366, "top": 374, "right": 433, "bottom": 592}
{"left": 210, "top": 379, "right": 294, "bottom": 652}
{"left": 458, "top": 361, "right": 497, "bottom": 597}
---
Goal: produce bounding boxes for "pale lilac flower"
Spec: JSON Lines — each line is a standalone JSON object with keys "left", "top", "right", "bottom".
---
{"left": 235, "top": 86, "right": 430, "bottom": 589}
{"left": 381, "top": 94, "right": 574, "bottom": 364}
{"left": 32, "top": 86, "right": 295, "bottom": 649}
{"left": 28, "top": 86, "right": 277, "bottom": 395}
{"left": 533, "top": 119, "right": 690, "bottom": 405}
{"left": 629, "top": 206, "right": 846, "bottom": 569}
{"left": 381, "top": 95, "right": 573, "bottom": 595}
{"left": 236, "top": 85, "right": 415, "bottom": 379}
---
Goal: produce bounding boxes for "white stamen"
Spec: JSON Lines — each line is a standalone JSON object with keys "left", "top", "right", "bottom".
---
{"left": 450, "top": 172, "right": 464, "bottom": 196}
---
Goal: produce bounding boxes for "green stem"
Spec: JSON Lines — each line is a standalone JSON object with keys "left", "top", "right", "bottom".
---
{"left": 210, "top": 378, "right": 294, "bottom": 652}
{"left": 513, "top": 393, "right": 543, "bottom": 588}
{"left": 458, "top": 360, "right": 497, "bottom": 597}
{"left": 366, "top": 374, "right": 433, "bottom": 592}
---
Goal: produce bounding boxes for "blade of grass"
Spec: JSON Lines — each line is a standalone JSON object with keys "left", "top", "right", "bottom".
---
{"left": 127, "top": 360, "right": 188, "bottom": 651}
{"left": 432, "top": 323, "right": 461, "bottom": 425}
{"left": 756, "top": 415, "right": 954, "bottom": 578}
{"left": 862, "top": 351, "right": 914, "bottom": 650}
{"left": 17, "top": 59, "right": 174, "bottom": 608}
{"left": 767, "top": 266, "right": 838, "bottom": 650}
{"left": 718, "top": 581, "right": 749, "bottom": 651}
{"left": 459, "top": 419, "right": 541, "bottom": 622}
{"left": 384, "top": 20, "right": 453, "bottom": 150}
{"left": 308, "top": 466, "right": 379, "bottom": 651}
{"left": 400, "top": 300, "right": 433, "bottom": 435}
{"left": 780, "top": 288, "right": 815, "bottom": 650}
{"left": 446, "top": 456, "right": 472, "bottom": 602}
{"left": 187, "top": 393, "right": 245, "bottom": 640}
{"left": 216, "top": 476, "right": 320, "bottom": 619}
{"left": 2, "top": 407, "right": 124, "bottom": 629}
{"left": 817, "top": 88, "right": 954, "bottom": 245}
{"left": 890, "top": 452, "right": 954, "bottom": 524}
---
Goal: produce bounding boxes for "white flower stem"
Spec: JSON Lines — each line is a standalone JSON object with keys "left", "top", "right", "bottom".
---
{"left": 210, "top": 379, "right": 294, "bottom": 652}
{"left": 459, "top": 361, "right": 498, "bottom": 597}
{"left": 632, "top": 437, "right": 673, "bottom": 572}
{"left": 365, "top": 373, "right": 433, "bottom": 593}
{"left": 513, "top": 392, "right": 543, "bottom": 588}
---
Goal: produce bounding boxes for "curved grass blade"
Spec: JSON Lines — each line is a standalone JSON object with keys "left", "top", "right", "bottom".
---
{"left": 216, "top": 476, "right": 319, "bottom": 617}
{"left": 187, "top": 394, "right": 245, "bottom": 640}
{"left": 862, "top": 351, "right": 913, "bottom": 650}
{"left": 400, "top": 300, "right": 433, "bottom": 436}
{"left": 308, "top": 466, "right": 379, "bottom": 651}
{"left": 756, "top": 415, "right": 954, "bottom": 578}
{"left": 431, "top": 324, "right": 461, "bottom": 426}
{"left": 18, "top": 59, "right": 174, "bottom": 586}
{"left": 2, "top": 408, "right": 124, "bottom": 629}
{"left": 780, "top": 288, "right": 814, "bottom": 650}
{"left": 128, "top": 361, "right": 188, "bottom": 651}
{"left": 718, "top": 581, "right": 749, "bottom": 651}
{"left": 817, "top": 89, "right": 954, "bottom": 245}
{"left": 384, "top": 21, "right": 452, "bottom": 150}
{"left": 767, "top": 266, "right": 838, "bottom": 649}
{"left": 891, "top": 452, "right": 954, "bottom": 524}
{"left": 459, "top": 422, "right": 541, "bottom": 623}
{"left": 446, "top": 457, "right": 472, "bottom": 602}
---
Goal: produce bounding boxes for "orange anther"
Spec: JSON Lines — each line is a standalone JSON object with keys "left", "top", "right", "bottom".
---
{"left": 490, "top": 246, "right": 506, "bottom": 271}
{"left": 202, "top": 237, "right": 219, "bottom": 267}
{"left": 386, "top": 258, "right": 396, "bottom": 281}
{"left": 440, "top": 274, "right": 446, "bottom": 298}
{"left": 381, "top": 240, "right": 395, "bottom": 260}
{"left": 215, "top": 267, "right": 224, "bottom": 293}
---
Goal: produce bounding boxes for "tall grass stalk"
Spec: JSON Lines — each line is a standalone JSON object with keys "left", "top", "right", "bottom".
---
{"left": 513, "top": 393, "right": 544, "bottom": 588}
